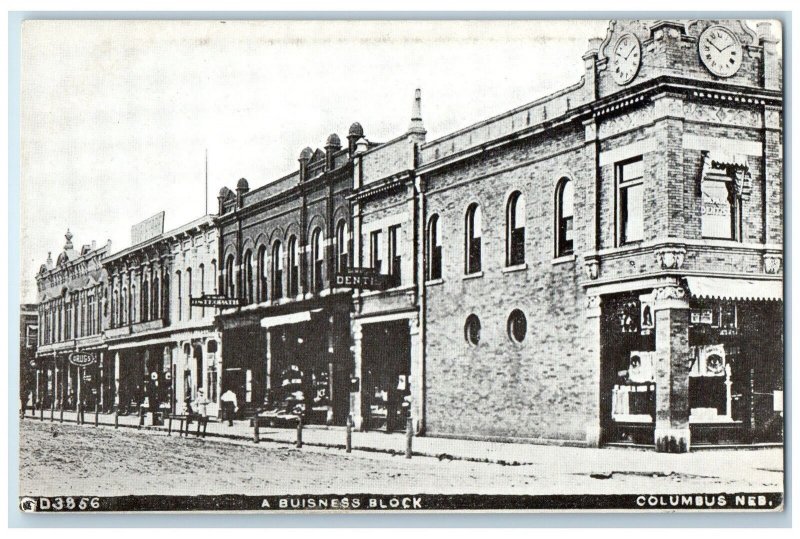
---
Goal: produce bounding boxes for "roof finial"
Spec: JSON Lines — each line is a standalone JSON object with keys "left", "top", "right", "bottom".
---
{"left": 408, "top": 88, "right": 426, "bottom": 136}
{"left": 64, "top": 228, "right": 74, "bottom": 250}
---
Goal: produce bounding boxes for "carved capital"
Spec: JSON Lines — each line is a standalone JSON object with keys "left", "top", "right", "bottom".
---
{"left": 655, "top": 247, "right": 686, "bottom": 270}
{"left": 585, "top": 295, "right": 602, "bottom": 310}
{"left": 763, "top": 253, "right": 782, "bottom": 274}
{"left": 653, "top": 284, "right": 687, "bottom": 301}
{"left": 584, "top": 259, "right": 600, "bottom": 280}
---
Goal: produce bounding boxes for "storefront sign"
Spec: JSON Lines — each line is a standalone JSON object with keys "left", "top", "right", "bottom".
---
{"left": 69, "top": 352, "right": 96, "bottom": 367}
{"left": 335, "top": 269, "right": 392, "bottom": 291}
{"left": 190, "top": 294, "right": 244, "bottom": 308}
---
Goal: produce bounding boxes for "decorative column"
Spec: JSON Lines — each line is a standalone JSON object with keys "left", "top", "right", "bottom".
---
{"left": 113, "top": 352, "right": 121, "bottom": 408}
{"left": 408, "top": 317, "right": 424, "bottom": 435}
{"left": 653, "top": 283, "right": 691, "bottom": 453}
{"left": 350, "top": 323, "right": 366, "bottom": 431}
{"left": 584, "top": 295, "right": 603, "bottom": 447}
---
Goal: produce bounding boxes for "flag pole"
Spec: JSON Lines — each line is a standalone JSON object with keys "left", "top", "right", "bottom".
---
{"left": 205, "top": 149, "right": 208, "bottom": 215}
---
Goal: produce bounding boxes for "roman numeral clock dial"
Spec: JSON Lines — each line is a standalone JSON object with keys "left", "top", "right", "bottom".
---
{"left": 699, "top": 25, "right": 743, "bottom": 77}
{"left": 612, "top": 33, "right": 641, "bottom": 85}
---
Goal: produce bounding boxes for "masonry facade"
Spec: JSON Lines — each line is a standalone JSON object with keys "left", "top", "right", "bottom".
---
{"left": 30, "top": 19, "right": 782, "bottom": 451}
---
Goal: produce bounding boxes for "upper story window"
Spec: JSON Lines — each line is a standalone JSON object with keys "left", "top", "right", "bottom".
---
{"left": 702, "top": 174, "right": 740, "bottom": 241}
{"left": 141, "top": 280, "right": 150, "bottom": 322}
{"left": 556, "top": 178, "right": 574, "bottom": 256}
{"left": 272, "top": 241, "right": 284, "bottom": 300}
{"left": 257, "top": 247, "right": 268, "bottom": 302}
{"left": 506, "top": 191, "right": 526, "bottom": 266}
{"left": 243, "top": 250, "right": 254, "bottom": 304}
{"left": 152, "top": 277, "right": 160, "bottom": 320}
{"left": 465, "top": 203, "right": 482, "bottom": 274}
{"left": 288, "top": 235, "right": 299, "bottom": 297}
{"left": 224, "top": 255, "right": 235, "bottom": 299}
{"left": 427, "top": 214, "right": 442, "bottom": 281}
{"left": 198, "top": 264, "right": 206, "bottom": 316}
{"left": 335, "top": 220, "right": 349, "bottom": 273}
{"left": 311, "top": 228, "right": 324, "bottom": 293}
{"left": 130, "top": 284, "right": 136, "bottom": 324}
{"left": 370, "top": 230, "right": 383, "bottom": 273}
{"left": 617, "top": 158, "right": 644, "bottom": 245}
{"left": 175, "top": 272, "right": 181, "bottom": 321}
{"left": 388, "top": 225, "right": 401, "bottom": 286}
{"left": 185, "top": 268, "right": 192, "bottom": 320}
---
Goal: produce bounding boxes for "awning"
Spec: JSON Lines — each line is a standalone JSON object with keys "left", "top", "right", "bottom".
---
{"left": 260, "top": 309, "right": 322, "bottom": 329}
{"left": 685, "top": 277, "right": 783, "bottom": 301}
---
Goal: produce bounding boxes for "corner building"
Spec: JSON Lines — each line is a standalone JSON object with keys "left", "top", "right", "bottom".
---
{"left": 356, "top": 19, "right": 783, "bottom": 451}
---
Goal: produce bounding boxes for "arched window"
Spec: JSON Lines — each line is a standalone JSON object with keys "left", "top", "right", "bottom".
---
{"left": 465, "top": 203, "right": 482, "bottom": 274}
{"left": 162, "top": 274, "right": 170, "bottom": 323}
{"left": 198, "top": 263, "right": 205, "bottom": 316}
{"left": 556, "top": 178, "right": 574, "bottom": 256}
{"left": 130, "top": 284, "right": 136, "bottom": 324}
{"left": 335, "top": 220, "right": 349, "bottom": 273}
{"left": 427, "top": 214, "right": 442, "bottom": 281}
{"left": 175, "top": 271, "right": 182, "bottom": 321}
{"left": 257, "top": 246, "right": 268, "bottom": 302}
{"left": 141, "top": 280, "right": 150, "bottom": 321}
{"left": 112, "top": 289, "right": 118, "bottom": 328}
{"left": 186, "top": 268, "right": 192, "bottom": 320}
{"left": 506, "top": 192, "right": 526, "bottom": 266}
{"left": 211, "top": 259, "right": 218, "bottom": 294}
{"left": 311, "top": 228, "right": 324, "bottom": 292}
{"left": 243, "top": 251, "right": 253, "bottom": 304}
{"left": 224, "top": 255, "right": 235, "bottom": 298}
{"left": 272, "top": 241, "right": 284, "bottom": 300}
{"left": 152, "top": 277, "right": 160, "bottom": 320}
{"left": 287, "top": 236, "right": 299, "bottom": 297}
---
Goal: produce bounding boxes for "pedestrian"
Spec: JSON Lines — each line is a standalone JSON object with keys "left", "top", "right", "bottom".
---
{"left": 193, "top": 388, "right": 210, "bottom": 419}
{"left": 220, "top": 389, "right": 238, "bottom": 427}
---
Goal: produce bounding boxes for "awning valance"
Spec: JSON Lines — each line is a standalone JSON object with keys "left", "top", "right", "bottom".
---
{"left": 260, "top": 309, "right": 322, "bottom": 329}
{"left": 685, "top": 277, "right": 783, "bottom": 302}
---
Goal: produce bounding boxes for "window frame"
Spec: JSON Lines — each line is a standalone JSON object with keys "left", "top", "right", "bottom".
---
{"left": 464, "top": 203, "right": 482, "bottom": 275}
{"left": 370, "top": 230, "right": 383, "bottom": 273}
{"left": 388, "top": 224, "right": 401, "bottom": 286}
{"left": 506, "top": 191, "right": 526, "bottom": 266}
{"left": 616, "top": 157, "right": 645, "bottom": 246}
{"left": 555, "top": 178, "right": 574, "bottom": 257}
{"left": 427, "top": 214, "right": 442, "bottom": 281}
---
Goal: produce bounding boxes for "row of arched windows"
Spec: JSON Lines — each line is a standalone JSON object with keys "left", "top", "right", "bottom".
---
{"left": 225, "top": 221, "right": 351, "bottom": 303}
{"left": 426, "top": 177, "right": 574, "bottom": 280}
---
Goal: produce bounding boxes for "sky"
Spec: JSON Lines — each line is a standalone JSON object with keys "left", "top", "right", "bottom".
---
{"left": 19, "top": 19, "right": 777, "bottom": 303}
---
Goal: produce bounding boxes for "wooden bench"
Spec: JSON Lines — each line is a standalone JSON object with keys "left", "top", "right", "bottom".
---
{"left": 168, "top": 414, "right": 209, "bottom": 438}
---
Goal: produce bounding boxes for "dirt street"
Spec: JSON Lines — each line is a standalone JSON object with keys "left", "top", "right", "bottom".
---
{"left": 19, "top": 421, "right": 783, "bottom": 497}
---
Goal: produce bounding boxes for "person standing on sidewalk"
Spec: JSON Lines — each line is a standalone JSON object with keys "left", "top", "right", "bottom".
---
{"left": 220, "top": 389, "right": 238, "bottom": 427}
{"left": 193, "top": 388, "right": 210, "bottom": 419}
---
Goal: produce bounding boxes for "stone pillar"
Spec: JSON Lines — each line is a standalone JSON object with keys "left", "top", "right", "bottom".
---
{"left": 113, "top": 352, "right": 120, "bottom": 408}
{"left": 653, "top": 284, "right": 691, "bottom": 453}
{"left": 584, "top": 295, "right": 602, "bottom": 447}
{"left": 408, "top": 317, "right": 424, "bottom": 435}
{"left": 350, "top": 323, "right": 366, "bottom": 430}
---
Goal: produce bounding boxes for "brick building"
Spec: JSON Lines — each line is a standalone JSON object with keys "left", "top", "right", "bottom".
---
{"left": 103, "top": 215, "right": 221, "bottom": 419}
{"left": 34, "top": 231, "right": 111, "bottom": 412}
{"left": 350, "top": 19, "right": 783, "bottom": 451}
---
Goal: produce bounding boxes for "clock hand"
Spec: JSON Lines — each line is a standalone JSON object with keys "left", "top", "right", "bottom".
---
{"left": 718, "top": 43, "right": 734, "bottom": 53}
{"left": 706, "top": 39, "right": 723, "bottom": 53}
{"left": 624, "top": 45, "right": 637, "bottom": 60}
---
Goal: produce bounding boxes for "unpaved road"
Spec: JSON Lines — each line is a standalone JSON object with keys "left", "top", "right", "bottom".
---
{"left": 19, "top": 421, "right": 783, "bottom": 497}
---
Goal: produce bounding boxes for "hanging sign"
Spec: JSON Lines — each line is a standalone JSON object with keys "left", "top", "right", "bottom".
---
{"left": 334, "top": 268, "right": 392, "bottom": 291}
{"left": 69, "top": 352, "right": 96, "bottom": 367}
{"left": 190, "top": 294, "right": 244, "bottom": 308}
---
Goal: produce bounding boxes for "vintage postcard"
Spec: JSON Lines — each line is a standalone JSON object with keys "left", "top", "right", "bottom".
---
{"left": 17, "top": 17, "right": 784, "bottom": 513}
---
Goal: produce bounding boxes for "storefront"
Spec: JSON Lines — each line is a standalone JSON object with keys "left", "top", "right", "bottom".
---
{"left": 599, "top": 278, "right": 783, "bottom": 448}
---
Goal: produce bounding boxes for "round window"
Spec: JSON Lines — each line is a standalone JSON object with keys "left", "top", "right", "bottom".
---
{"left": 507, "top": 309, "right": 527, "bottom": 343}
{"left": 464, "top": 314, "right": 481, "bottom": 346}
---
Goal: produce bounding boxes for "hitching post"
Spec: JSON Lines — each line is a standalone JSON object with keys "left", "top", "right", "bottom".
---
{"left": 39, "top": 400, "right": 44, "bottom": 421}
{"left": 94, "top": 401, "right": 99, "bottom": 427}
{"left": 114, "top": 409, "right": 119, "bottom": 429}
{"left": 346, "top": 415, "right": 353, "bottom": 453}
{"left": 296, "top": 417, "right": 303, "bottom": 448}
{"left": 405, "top": 416, "right": 413, "bottom": 459}
{"left": 50, "top": 399, "right": 54, "bottom": 422}
{"left": 138, "top": 406, "right": 145, "bottom": 429}
{"left": 253, "top": 416, "right": 260, "bottom": 444}
{"left": 59, "top": 397, "right": 64, "bottom": 423}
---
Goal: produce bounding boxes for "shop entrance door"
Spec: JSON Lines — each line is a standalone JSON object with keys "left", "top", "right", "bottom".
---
{"left": 362, "top": 320, "right": 411, "bottom": 432}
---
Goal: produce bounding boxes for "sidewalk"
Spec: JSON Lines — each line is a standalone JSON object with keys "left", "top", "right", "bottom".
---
{"left": 21, "top": 407, "right": 782, "bottom": 485}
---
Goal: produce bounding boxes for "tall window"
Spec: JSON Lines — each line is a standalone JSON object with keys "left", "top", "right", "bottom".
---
{"left": 556, "top": 179, "right": 574, "bottom": 256}
{"left": 152, "top": 277, "right": 160, "bottom": 320}
{"left": 618, "top": 158, "right": 644, "bottom": 245}
{"left": 506, "top": 191, "right": 526, "bottom": 266}
{"left": 272, "top": 241, "right": 284, "bottom": 300}
{"left": 130, "top": 284, "right": 136, "bottom": 324}
{"left": 311, "top": 228, "right": 324, "bottom": 292}
{"left": 388, "top": 225, "right": 401, "bottom": 286}
{"left": 465, "top": 203, "right": 482, "bottom": 274}
{"left": 211, "top": 259, "right": 217, "bottom": 294}
{"left": 112, "top": 289, "right": 118, "bottom": 328}
{"left": 162, "top": 274, "right": 170, "bottom": 323}
{"left": 141, "top": 280, "right": 150, "bottom": 321}
{"left": 243, "top": 251, "right": 253, "bottom": 304}
{"left": 335, "top": 220, "right": 349, "bottom": 273}
{"left": 288, "top": 236, "right": 299, "bottom": 297}
{"left": 186, "top": 268, "right": 192, "bottom": 320}
{"left": 427, "top": 214, "right": 442, "bottom": 281}
{"left": 87, "top": 295, "right": 95, "bottom": 335}
{"left": 370, "top": 230, "right": 383, "bottom": 272}
{"left": 702, "top": 177, "right": 739, "bottom": 240}
{"left": 225, "top": 255, "right": 235, "bottom": 298}
{"left": 198, "top": 264, "right": 205, "bottom": 316}
{"left": 257, "top": 247, "right": 268, "bottom": 302}
{"left": 175, "top": 272, "right": 182, "bottom": 321}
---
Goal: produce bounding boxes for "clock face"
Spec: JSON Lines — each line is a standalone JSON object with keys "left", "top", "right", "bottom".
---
{"left": 612, "top": 33, "right": 642, "bottom": 85}
{"left": 698, "top": 26, "right": 743, "bottom": 77}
